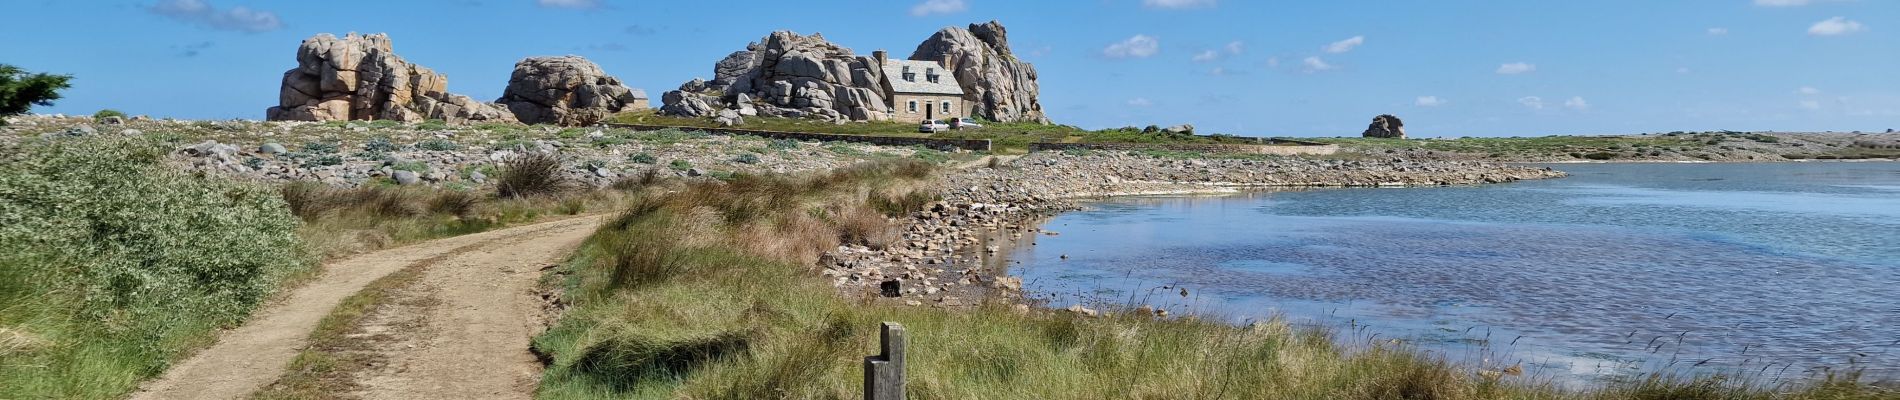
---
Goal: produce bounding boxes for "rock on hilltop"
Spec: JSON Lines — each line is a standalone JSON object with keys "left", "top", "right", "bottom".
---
{"left": 660, "top": 21, "right": 1046, "bottom": 124}
{"left": 266, "top": 33, "right": 516, "bottom": 124}
{"left": 1363, "top": 114, "right": 1405, "bottom": 138}
{"left": 910, "top": 20, "right": 1047, "bottom": 123}
{"left": 663, "top": 31, "right": 892, "bottom": 123}
{"left": 496, "top": 56, "right": 649, "bottom": 126}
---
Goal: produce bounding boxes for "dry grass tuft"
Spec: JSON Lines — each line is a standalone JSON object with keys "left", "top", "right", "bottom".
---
{"left": 498, "top": 152, "right": 571, "bottom": 199}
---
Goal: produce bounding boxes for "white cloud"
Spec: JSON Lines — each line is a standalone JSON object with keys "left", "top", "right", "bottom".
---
{"left": 1265, "top": 57, "right": 1279, "bottom": 68}
{"left": 1127, "top": 98, "right": 1154, "bottom": 107}
{"left": 1191, "top": 50, "right": 1219, "bottom": 62}
{"left": 1103, "top": 35, "right": 1160, "bottom": 58}
{"left": 1798, "top": 86, "right": 1822, "bottom": 95}
{"left": 1142, "top": 0, "right": 1216, "bottom": 9}
{"left": 1808, "top": 17, "right": 1865, "bottom": 36}
{"left": 1707, "top": 27, "right": 1729, "bottom": 35}
{"left": 1415, "top": 96, "right": 1445, "bottom": 107}
{"left": 1799, "top": 100, "right": 1823, "bottom": 110}
{"left": 1322, "top": 36, "right": 1365, "bottom": 53}
{"left": 1518, "top": 96, "right": 1545, "bottom": 110}
{"left": 1496, "top": 62, "right": 1536, "bottom": 74}
{"left": 908, "top": 0, "right": 967, "bottom": 16}
{"left": 1208, "top": 67, "right": 1228, "bottom": 76}
{"left": 1224, "top": 41, "right": 1244, "bottom": 55}
{"left": 535, "top": 0, "right": 601, "bottom": 9}
{"left": 1564, "top": 96, "right": 1590, "bottom": 111}
{"left": 147, "top": 0, "right": 282, "bottom": 32}
{"left": 1301, "top": 56, "right": 1335, "bottom": 72}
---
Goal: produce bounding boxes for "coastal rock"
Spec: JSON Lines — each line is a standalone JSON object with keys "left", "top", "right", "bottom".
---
{"left": 1363, "top": 114, "right": 1405, "bottom": 138}
{"left": 266, "top": 33, "right": 517, "bottom": 124}
{"left": 496, "top": 56, "right": 649, "bottom": 126}
{"left": 661, "top": 30, "right": 891, "bottom": 122}
{"left": 910, "top": 20, "right": 1048, "bottom": 123}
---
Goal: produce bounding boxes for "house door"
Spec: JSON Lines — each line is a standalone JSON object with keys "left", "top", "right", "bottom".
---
{"left": 925, "top": 103, "right": 934, "bottom": 120}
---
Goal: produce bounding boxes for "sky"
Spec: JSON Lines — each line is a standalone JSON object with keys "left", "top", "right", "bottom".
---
{"left": 3, "top": 0, "right": 1897, "bottom": 137}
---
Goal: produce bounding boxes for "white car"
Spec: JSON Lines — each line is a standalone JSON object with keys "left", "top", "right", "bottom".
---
{"left": 950, "top": 118, "right": 984, "bottom": 129}
{"left": 919, "top": 120, "right": 949, "bottom": 133}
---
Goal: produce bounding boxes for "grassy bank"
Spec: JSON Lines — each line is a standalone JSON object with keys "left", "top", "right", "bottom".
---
{"left": 531, "top": 159, "right": 1892, "bottom": 399}
{"left": 608, "top": 111, "right": 1262, "bottom": 154}
{"left": 0, "top": 136, "right": 634, "bottom": 398}
{"left": 0, "top": 138, "right": 305, "bottom": 398}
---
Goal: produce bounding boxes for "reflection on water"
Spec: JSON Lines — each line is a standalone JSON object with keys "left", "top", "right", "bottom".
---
{"left": 1005, "top": 162, "right": 1900, "bottom": 383}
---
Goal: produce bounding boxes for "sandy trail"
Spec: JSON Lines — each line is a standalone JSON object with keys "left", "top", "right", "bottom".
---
{"left": 132, "top": 215, "right": 604, "bottom": 400}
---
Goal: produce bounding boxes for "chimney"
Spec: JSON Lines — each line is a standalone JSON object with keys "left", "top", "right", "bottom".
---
{"left": 873, "top": 50, "right": 888, "bottom": 67}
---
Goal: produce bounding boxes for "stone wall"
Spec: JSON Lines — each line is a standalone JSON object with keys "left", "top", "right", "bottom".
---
{"left": 606, "top": 123, "right": 991, "bottom": 151}
{"left": 890, "top": 93, "right": 968, "bottom": 123}
{"left": 1027, "top": 140, "right": 1340, "bottom": 156}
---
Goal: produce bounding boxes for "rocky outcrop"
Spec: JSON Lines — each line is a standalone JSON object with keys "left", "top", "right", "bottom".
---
{"left": 1363, "top": 114, "right": 1405, "bottom": 138}
{"left": 661, "top": 21, "right": 1047, "bottom": 124}
{"left": 266, "top": 33, "right": 516, "bottom": 124}
{"left": 495, "top": 56, "right": 648, "bottom": 126}
{"left": 661, "top": 31, "right": 891, "bottom": 122}
{"left": 910, "top": 20, "right": 1047, "bottom": 123}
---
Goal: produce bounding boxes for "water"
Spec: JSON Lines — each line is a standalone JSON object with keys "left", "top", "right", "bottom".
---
{"left": 1003, "top": 162, "right": 1900, "bottom": 383}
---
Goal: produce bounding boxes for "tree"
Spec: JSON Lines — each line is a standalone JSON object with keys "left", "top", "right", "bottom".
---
{"left": 0, "top": 64, "right": 73, "bottom": 124}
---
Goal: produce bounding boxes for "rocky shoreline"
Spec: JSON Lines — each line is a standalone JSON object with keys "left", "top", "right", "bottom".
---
{"left": 820, "top": 152, "right": 1567, "bottom": 312}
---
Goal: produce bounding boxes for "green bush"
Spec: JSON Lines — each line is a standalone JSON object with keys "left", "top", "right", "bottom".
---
{"left": 368, "top": 120, "right": 399, "bottom": 129}
{"left": 417, "top": 119, "right": 450, "bottom": 130}
{"left": 303, "top": 141, "right": 339, "bottom": 154}
{"left": 364, "top": 136, "right": 399, "bottom": 153}
{"left": 669, "top": 159, "right": 694, "bottom": 171}
{"left": 92, "top": 109, "right": 125, "bottom": 121}
{"left": 1582, "top": 152, "right": 1616, "bottom": 160}
{"left": 733, "top": 153, "right": 762, "bottom": 164}
{"left": 768, "top": 139, "right": 800, "bottom": 150}
{"left": 629, "top": 153, "right": 657, "bottom": 164}
{"left": 0, "top": 64, "right": 72, "bottom": 124}
{"left": 0, "top": 137, "right": 304, "bottom": 398}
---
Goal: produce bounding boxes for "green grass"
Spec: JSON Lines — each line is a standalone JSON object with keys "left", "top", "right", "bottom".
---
{"left": 607, "top": 111, "right": 1261, "bottom": 154}
{"left": 531, "top": 158, "right": 1898, "bottom": 400}
{"left": 0, "top": 137, "right": 306, "bottom": 398}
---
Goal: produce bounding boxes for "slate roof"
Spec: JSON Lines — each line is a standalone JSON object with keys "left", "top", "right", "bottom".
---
{"left": 881, "top": 59, "right": 964, "bottom": 95}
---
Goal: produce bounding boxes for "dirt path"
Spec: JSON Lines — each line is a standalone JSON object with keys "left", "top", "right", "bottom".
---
{"left": 132, "top": 215, "right": 604, "bottom": 400}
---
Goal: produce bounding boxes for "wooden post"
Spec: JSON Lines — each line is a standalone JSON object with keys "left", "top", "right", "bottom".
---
{"left": 863, "top": 322, "right": 906, "bottom": 400}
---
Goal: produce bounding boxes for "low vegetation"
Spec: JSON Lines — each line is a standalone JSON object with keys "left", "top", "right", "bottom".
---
{"left": 608, "top": 110, "right": 1263, "bottom": 154}
{"left": 0, "top": 137, "right": 304, "bottom": 398}
{"left": 0, "top": 135, "right": 641, "bottom": 397}
{"left": 532, "top": 158, "right": 1896, "bottom": 399}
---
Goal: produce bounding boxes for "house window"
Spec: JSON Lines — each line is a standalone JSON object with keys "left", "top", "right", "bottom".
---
{"left": 901, "top": 66, "right": 913, "bottom": 81}
{"left": 907, "top": 100, "right": 917, "bottom": 113}
{"left": 941, "top": 101, "right": 952, "bottom": 114}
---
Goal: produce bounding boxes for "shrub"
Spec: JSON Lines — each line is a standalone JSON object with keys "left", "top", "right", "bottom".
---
{"left": 303, "top": 141, "right": 340, "bottom": 154}
{"left": 418, "top": 138, "right": 459, "bottom": 151}
{"left": 733, "top": 153, "right": 762, "bottom": 164}
{"left": 497, "top": 152, "right": 570, "bottom": 199}
{"left": 92, "top": 109, "right": 125, "bottom": 121}
{"left": 416, "top": 119, "right": 449, "bottom": 130}
{"left": 1582, "top": 152, "right": 1616, "bottom": 160}
{"left": 629, "top": 153, "right": 657, "bottom": 164}
{"left": 364, "top": 136, "right": 399, "bottom": 153}
{"left": 669, "top": 159, "right": 694, "bottom": 171}
{"left": 368, "top": 119, "right": 399, "bottom": 129}
{"left": 0, "top": 137, "right": 303, "bottom": 398}
{"left": 768, "top": 139, "right": 800, "bottom": 150}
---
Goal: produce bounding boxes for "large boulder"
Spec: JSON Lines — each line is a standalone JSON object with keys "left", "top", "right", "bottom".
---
{"left": 1363, "top": 114, "right": 1405, "bottom": 138}
{"left": 910, "top": 20, "right": 1048, "bottom": 124}
{"left": 661, "top": 30, "right": 889, "bottom": 122}
{"left": 495, "top": 55, "right": 649, "bottom": 126}
{"left": 265, "top": 33, "right": 516, "bottom": 124}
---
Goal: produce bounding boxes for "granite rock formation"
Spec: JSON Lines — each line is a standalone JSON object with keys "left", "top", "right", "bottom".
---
{"left": 496, "top": 56, "right": 648, "bottom": 126}
{"left": 661, "top": 31, "right": 891, "bottom": 122}
{"left": 266, "top": 33, "right": 515, "bottom": 124}
{"left": 1363, "top": 114, "right": 1405, "bottom": 138}
{"left": 661, "top": 21, "right": 1045, "bottom": 124}
{"left": 910, "top": 20, "right": 1047, "bottom": 123}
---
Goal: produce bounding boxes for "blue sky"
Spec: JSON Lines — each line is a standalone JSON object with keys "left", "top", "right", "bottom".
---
{"left": 3, "top": 0, "right": 1896, "bottom": 137}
